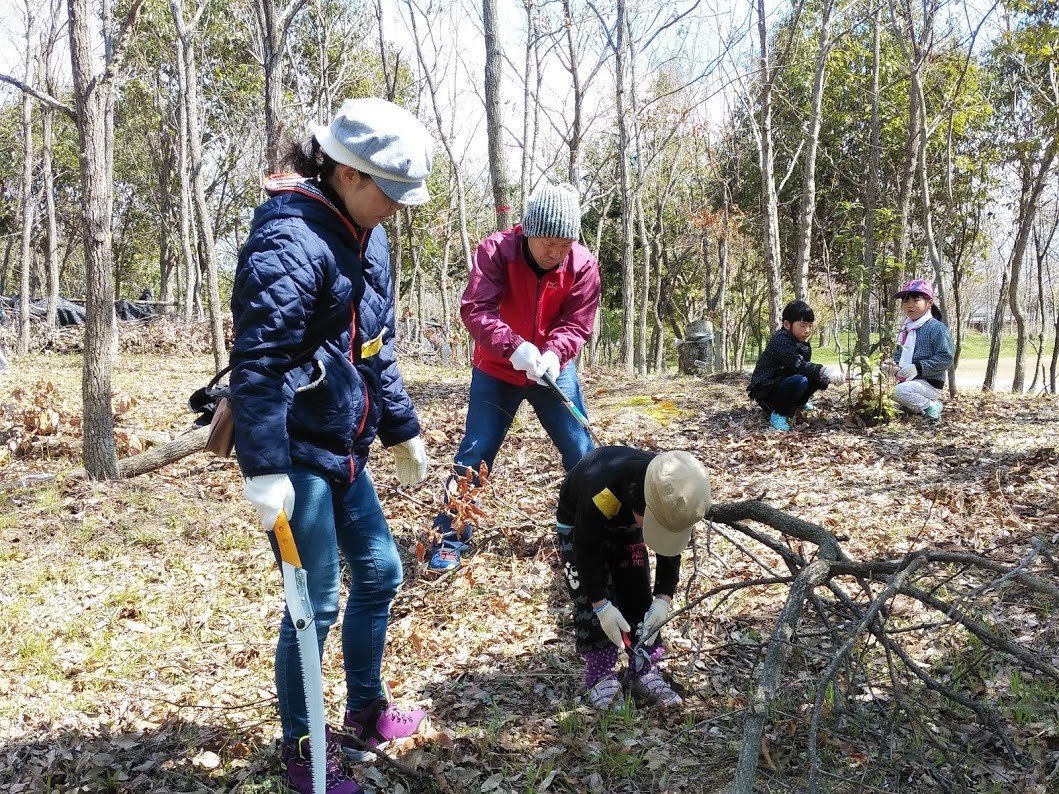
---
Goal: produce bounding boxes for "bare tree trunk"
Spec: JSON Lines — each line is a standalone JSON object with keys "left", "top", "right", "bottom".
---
{"left": 173, "top": 38, "right": 197, "bottom": 324}
{"left": 755, "top": 0, "right": 782, "bottom": 330}
{"left": 615, "top": 0, "right": 634, "bottom": 373}
{"left": 587, "top": 192, "right": 611, "bottom": 366}
{"left": 792, "top": 0, "right": 833, "bottom": 301}
{"left": 251, "top": 0, "right": 309, "bottom": 172}
{"left": 67, "top": 0, "right": 146, "bottom": 479}
{"left": 405, "top": 1, "right": 473, "bottom": 272}
{"left": 1030, "top": 214, "right": 1058, "bottom": 392}
{"left": 983, "top": 268, "right": 1008, "bottom": 392}
{"left": 992, "top": 143, "right": 1056, "bottom": 392}
{"left": 171, "top": 0, "right": 225, "bottom": 369}
{"left": 17, "top": 21, "right": 36, "bottom": 355}
{"left": 562, "top": 0, "right": 583, "bottom": 188}
{"left": 483, "top": 0, "right": 510, "bottom": 230}
{"left": 41, "top": 3, "right": 62, "bottom": 327}
{"left": 626, "top": 17, "right": 649, "bottom": 374}
{"left": 858, "top": 4, "right": 881, "bottom": 354}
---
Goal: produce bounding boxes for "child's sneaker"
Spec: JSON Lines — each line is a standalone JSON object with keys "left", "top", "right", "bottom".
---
{"left": 769, "top": 412, "right": 792, "bottom": 432}
{"left": 629, "top": 669, "right": 683, "bottom": 707}
{"left": 427, "top": 511, "right": 473, "bottom": 572}
{"left": 281, "top": 729, "right": 363, "bottom": 794}
{"left": 924, "top": 400, "right": 943, "bottom": 420}
{"left": 587, "top": 674, "right": 624, "bottom": 711}
{"left": 338, "top": 697, "right": 428, "bottom": 761}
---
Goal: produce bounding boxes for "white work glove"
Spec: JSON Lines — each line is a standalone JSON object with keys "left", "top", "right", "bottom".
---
{"left": 530, "top": 349, "right": 561, "bottom": 384}
{"left": 392, "top": 435, "right": 428, "bottom": 486}
{"left": 244, "top": 473, "right": 295, "bottom": 532}
{"left": 898, "top": 364, "right": 918, "bottom": 381}
{"left": 509, "top": 340, "right": 542, "bottom": 377}
{"left": 638, "top": 596, "right": 672, "bottom": 645}
{"left": 821, "top": 364, "right": 846, "bottom": 385}
{"left": 881, "top": 359, "right": 899, "bottom": 375}
{"left": 594, "top": 600, "right": 631, "bottom": 649}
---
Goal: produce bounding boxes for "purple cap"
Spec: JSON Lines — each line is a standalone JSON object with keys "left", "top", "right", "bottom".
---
{"left": 892, "top": 279, "right": 935, "bottom": 301}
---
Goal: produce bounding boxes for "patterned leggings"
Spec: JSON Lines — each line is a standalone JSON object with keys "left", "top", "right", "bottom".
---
{"left": 556, "top": 523, "right": 655, "bottom": 654}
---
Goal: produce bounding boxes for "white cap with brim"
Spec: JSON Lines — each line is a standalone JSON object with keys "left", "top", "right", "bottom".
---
{"left": 642, "top": 451, "right": 711, "bottom": 557}
{"left": 314, "top": 97, "right": 433, "bottom": 207}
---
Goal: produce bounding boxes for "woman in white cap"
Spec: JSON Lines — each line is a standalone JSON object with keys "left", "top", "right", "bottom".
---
{"left": 230, "top": 97, "right": 433, "bottom": 793}
{"left": 555, "top": 446, "right": 711, "bottom": 710}
{"left": 426, "top": 182, "right": 602, "bottom": 571}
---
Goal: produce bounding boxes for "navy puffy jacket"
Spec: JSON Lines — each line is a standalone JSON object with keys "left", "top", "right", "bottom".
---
{"left": 230, "top": 178, "right": 421, "bottom": 482}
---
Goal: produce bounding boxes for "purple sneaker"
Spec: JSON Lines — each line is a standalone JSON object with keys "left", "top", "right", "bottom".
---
{"left": 281, "top": 728, "right": 362, "bottom": 794}
{"left": 338, "top": 698, "right": 428, "bottom": 761}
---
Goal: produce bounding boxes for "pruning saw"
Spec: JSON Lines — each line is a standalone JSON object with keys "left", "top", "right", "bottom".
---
{"left": 272, "top": 511, "right": 326, "bottom": 794}
{"left": 539, "top": 370, "right": 604, "bottom": 447}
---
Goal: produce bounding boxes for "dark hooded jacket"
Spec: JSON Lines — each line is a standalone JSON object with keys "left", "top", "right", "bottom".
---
{"left": 229, "top": 177, "right": 420, "bottom": 482}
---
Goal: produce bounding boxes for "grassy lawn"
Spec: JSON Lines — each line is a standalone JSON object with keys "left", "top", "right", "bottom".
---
{"left": 807, "top": 330, "right": 1051, "bottom": 364}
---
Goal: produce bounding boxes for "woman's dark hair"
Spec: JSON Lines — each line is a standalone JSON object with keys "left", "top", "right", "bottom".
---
{"left": 782, "top": 300, "right": 815, "bottom": 324}
{"left": 280, "top": 136, "right": 340, "bottom": 181}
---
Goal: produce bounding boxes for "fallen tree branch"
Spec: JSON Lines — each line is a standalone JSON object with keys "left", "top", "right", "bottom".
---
{"left": 733, "top": 559, "right": 832, "bottom": 793}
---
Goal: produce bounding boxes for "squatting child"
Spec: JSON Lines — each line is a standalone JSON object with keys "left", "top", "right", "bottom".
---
{"left": 885, "top": 279, "right": 954, "bottom": 419}
{"left": 747, "top": 300, "right": 845, "bottom": 432}
{"left": 555, "top": 446, "right": 711, "bottom": 710}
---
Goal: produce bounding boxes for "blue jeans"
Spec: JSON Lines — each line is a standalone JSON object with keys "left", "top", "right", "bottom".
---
{"left": 271, "top": 468, "right": 402, "bottom": 743}
{"left": 755, "top": 374, "right": 818, "bottom": 417}
{"left": 453, "top": 365, "right": 594, "bottom": 477}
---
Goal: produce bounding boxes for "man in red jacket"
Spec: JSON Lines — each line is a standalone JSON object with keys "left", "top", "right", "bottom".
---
{"left": 428, "top": 183, "right": 601, "bottom": 571}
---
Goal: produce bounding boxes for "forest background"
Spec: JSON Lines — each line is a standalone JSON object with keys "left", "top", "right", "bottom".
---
{"left": 1, "top": 0, "right": 1058, "bottom": 424}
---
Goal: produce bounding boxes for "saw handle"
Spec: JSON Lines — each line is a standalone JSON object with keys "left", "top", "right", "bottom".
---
{"left": 272, "top": 511, "right": 303, "bottom": 568}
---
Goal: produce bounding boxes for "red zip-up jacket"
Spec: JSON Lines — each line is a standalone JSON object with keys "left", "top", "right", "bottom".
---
{"left": 461, "top": 225, "right": 601, "bottom": 386}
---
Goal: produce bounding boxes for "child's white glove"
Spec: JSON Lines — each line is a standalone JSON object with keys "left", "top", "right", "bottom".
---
{"left": 821, "top": 365, "right": 846, "bottom": 385}
{"left": 531, "top": 350, "right": 561, "bottom": 383}
{"left": 392, "top": 435, "right": 428, "bottom": 486}
{"left": 244, "top": 473, "right": 295, "bottom": 531}
{"left": 881, "top": 359, "right": 899, "bottom": 375}
{"left": 594, "top": 600, "right": 631, "bottom": 648}
{"left": 898, "top": 364, "right": 918, "bottom": 380}
{"left": 638, "top": 596, "right": 672, "bottom": 644}
{"left": 509, "top": 341, "right": 542, "bottom": 376}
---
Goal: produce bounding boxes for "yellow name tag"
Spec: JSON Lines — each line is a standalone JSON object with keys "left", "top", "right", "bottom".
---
{"left": 592, "top": 488, "right": 621, "bottom": 519}
{"left": 360, "top": 327, "right": 386, "bottom": 359}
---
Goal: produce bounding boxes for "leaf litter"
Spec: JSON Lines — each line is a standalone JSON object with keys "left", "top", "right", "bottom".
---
{"left": 1, "top": 326, "right": 1058, "bottom": 792}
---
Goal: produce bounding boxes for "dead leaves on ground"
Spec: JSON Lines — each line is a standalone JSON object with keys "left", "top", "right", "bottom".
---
{"left": 3, "top": 349, "right": 1059, "bottom": 792}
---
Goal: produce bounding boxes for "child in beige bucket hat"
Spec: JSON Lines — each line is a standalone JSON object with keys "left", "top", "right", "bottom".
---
{"left": 555, "top": 446, "right": 710, "bottom": 710}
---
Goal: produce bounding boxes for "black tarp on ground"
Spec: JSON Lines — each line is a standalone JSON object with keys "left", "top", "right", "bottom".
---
{"left": 1, "top": 297, "right": 165, "bottom": 326}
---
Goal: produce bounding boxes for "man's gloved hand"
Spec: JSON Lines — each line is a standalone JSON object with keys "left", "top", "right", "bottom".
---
{"left": 638, "top": 595, "right": 672, "bottom": 644}
{"left": 392, "top": 435, "right": 428, "bottom": 486}
{"left": 898, "top": 364, "right": 918, "bottom": 381}
{"left": 509, "top": 341, "right": 542, "bottom": 377}
{"left": 821, "top": 364, "right": 846, "bottom": 385}
{"left": 531, "top": 350, "right": 561, "bottom": 384}
{"left": 244, "top": 473, "right": 295, "bottom": 531}
{"left": 594, "top": 600, "right": 631, "bottom": 648}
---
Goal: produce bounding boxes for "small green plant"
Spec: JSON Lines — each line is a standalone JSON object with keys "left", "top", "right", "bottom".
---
{"left": 844, "top": 353, "right": 898, "bottom": 427}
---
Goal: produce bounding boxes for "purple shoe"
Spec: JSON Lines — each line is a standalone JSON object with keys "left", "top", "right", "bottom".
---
{"left": 338, "top": 697, "right": 428, "bottom": 761}
{"left": 281, "top": 728, "right": 362, "bottom": 794}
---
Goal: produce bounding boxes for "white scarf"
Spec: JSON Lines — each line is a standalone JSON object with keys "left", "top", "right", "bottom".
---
{"left": 898, "top": 313, "right": 931, "bottom": 371}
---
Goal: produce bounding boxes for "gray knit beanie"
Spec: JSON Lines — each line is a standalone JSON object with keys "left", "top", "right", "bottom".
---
{"left": 522, "top": 183, "right": 581, "bottom": 240}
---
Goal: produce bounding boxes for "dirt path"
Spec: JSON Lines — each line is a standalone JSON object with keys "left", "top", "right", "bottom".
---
{"left": 953, "top": 356, "right": 1050, "bottom": 392}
